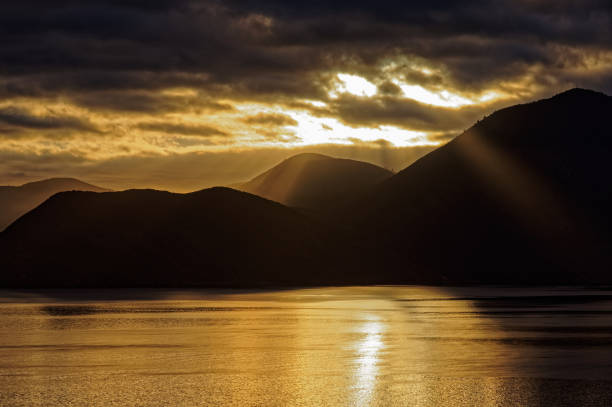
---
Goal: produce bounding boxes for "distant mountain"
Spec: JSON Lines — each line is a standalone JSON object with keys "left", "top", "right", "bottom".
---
{"left": 342, "top": 88, "right": 612, "bottom": 284}
{"left": 234, "top": 153, "right": 393, "bottom": 210}
{"left": 3, "top": 89, "right": 612, "bottom": 287}
{"left": 0, "top": 187, "right": 346, "bottom": 288}
{"left": 0, "top": 178, "right": 110, "bottom": 231}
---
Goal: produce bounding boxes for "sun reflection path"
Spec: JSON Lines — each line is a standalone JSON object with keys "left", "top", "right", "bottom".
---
{"left": 353, "top": 314, "right": 385, "bottom": 407}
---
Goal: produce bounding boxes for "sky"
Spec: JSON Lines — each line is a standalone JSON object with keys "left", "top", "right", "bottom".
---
{"left": 1, "top": 1, "right": 611, "bottom": 191}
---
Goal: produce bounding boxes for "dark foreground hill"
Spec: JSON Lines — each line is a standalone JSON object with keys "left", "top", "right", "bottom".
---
{"left": 0, "top": 178, "right": 109, "bottom": 231}
{"left": 342, "top": 88, "right": 612, "bottom": 284}
{"left": 2, "top": 89, "right": 612, "bottom": 287}
{"left": 0, "top": 187, "right": 348, "bottom": 288}
{"left": 235, "top": 153, "right": 393, "bottom": 210}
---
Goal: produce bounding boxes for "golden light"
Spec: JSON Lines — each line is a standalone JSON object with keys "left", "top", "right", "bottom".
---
{"left": 332, "top": 73, "right": 378, "bottom": 98}
{"left": 352, "top": 314, "right": 385, "bottom": 407}
{"left": 0, "top": 70, "right": 508, "bottom": 164}
{"left": 233, "top": 103, "right": 436, "bottom": 147}
{"left": 285, "top": 111, "right": 435, "bottom": 147}
{"left": 396, "top": 83, "right": 473, "bottom": 107}
{"left": 392, "top": 80, "right": 503, "bottom": 107}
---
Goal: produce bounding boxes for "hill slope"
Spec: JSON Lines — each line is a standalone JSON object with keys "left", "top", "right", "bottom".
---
{"left": 0, "top": 187, "right": 343, "bottom": 287}
{"left": 2, "top": 89, "right": 612, "bottom": 286}
{"left": 343, "top": 88, "right": 612, "bottom": 284}
{"left": 0, "top": 178, "right": 109, "bottom": 231}
{"left": 235, "top": 153, "right": 393, "bottom": 210}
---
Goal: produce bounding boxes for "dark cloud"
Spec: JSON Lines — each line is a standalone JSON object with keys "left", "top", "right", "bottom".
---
{"left": 70, "top": 90, "right": 233, "bottom": 113}
{"left": 378, "top": 82, "right": 402, "bottom": 96}
{"left": 0, "top": 71, "right": 213, "bottom": 97}
{"left": 0, "top": 0, "right": 611, "bottom": 189}
{"left": 0, "top": 0, "right": 609, "bottom": 102}
{"left": 136, "top": 122, "right": 227, "bottom": 137}
{"left": 0, "top": 106, "right": 100, "bottom": 133}
{"left": 242, "top": 113, "right": 297, "bottom": 126}
{"left": 312, "top": 95, "right": 512, "bottom": 133}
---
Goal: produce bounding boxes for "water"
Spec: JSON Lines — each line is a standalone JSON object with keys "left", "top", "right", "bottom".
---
{"left": 1, "top": 286, "right": 612, "bottom": 406}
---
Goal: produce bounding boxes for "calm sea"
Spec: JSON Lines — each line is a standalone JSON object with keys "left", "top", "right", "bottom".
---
{"left": 1, "top": 286, "right": 612, "bottom": 406}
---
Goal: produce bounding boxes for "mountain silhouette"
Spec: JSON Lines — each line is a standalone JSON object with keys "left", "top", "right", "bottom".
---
{"left": 235, "top": 153, "right": 393, "bottom": 210}
{"left": 2, "top": 89, "right": 612, "bottom": 287}
{"left": 0, "top": 178, "right": 110, "bottom": 231}
{"left": 342, "top": 88, "right": 612, "bottom": 284}
{"left": 0, "top": 187, "right": 344, "bottom": 287}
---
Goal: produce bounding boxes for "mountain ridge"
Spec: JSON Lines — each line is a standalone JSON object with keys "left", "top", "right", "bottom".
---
{"left": 338, "top": 87, "right": 612, "bottom": 283}
{"left": 0, "top": 186, "right": 349, "bottom": 287}
{"left": 0, "top": 177, "right": 110, "bottom": 231}
{"left": 235, "top": 152, "right": 393, "bottom": 210}
{"left": 2, "top": 88, "right": 612, "bottom": 286}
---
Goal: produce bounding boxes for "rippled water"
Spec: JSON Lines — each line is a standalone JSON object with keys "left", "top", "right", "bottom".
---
{"left": 1, "top": 286, "right": 612, "bottom": 406}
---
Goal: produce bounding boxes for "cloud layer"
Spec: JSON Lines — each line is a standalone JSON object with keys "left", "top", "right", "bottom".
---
{"left": 1, "top": 1, "right": 611, "bottom": 188}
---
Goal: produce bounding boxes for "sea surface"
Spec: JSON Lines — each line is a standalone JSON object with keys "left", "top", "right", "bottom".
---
{"left": 1, "top": 286, "right": 612, "bottom": 406}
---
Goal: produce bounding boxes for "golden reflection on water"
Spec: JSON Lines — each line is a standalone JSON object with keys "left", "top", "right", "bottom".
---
{"left": 353, "top": 314, "right": 385, "bottom": 406}
{"left": 2, "top": 286, "right": 612, "bottom": 406}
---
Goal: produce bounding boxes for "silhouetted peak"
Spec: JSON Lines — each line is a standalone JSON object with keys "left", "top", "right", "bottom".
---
{"left": 45, "top": 186, "right": 273, "bottom": 207}
{"left": 203, "top": 186, "right": 242, "bottom": 193}
{"left": 0, "top": 177, "right": 111, "bottom": 231}
{"left": 17, "top": 177, "right": 110, "bottom": 192}
{"left": 23, "top": 177, "right": 97, "bottom": 187}
{"left": 549, "top": 87, "right": 609, "bottom": 101}
{"left": 281, "top": 153, "right": 331, "bottom": 163}
{"left": 28, "top": 177, "right": 81, "bottom": 184}
{"left": 188, "top": 186, "right": 258, "bottom": 199}
{"left": 238, "top": 152, "right": 393, "bottom": 209}
{"left": 455, "top": 86, "right": 611, "bottom": 146}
